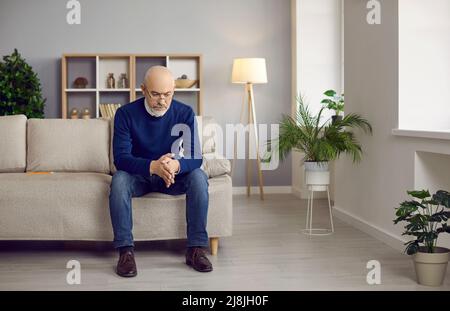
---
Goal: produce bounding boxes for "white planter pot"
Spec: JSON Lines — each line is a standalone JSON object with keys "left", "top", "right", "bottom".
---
{"left": 413, "top": 247, "right": 450, "bottom": 286}
{"left": 304, "top": 161, "right": 329, "bottom": 172}
{"left": 304, "top": 161, "right": 330, "bottom": 191}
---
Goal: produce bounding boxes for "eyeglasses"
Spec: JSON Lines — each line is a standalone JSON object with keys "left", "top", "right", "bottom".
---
{"left": 144, "top": 88, "right": 173, "bottom": 100}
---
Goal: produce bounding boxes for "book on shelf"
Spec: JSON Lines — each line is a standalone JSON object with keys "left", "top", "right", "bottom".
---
{"left": 100, "top": 103, "right": 121, "bottom": 119}
{"left": 99, "top": 104, "right": 106, "bottom": 118}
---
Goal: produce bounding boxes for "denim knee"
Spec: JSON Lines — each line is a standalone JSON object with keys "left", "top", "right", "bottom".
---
{"left": 185, "top": 168, "right": 209, "bottom": 190}
{"left": 110, "top": 170, "right": 133, "bottom": 195}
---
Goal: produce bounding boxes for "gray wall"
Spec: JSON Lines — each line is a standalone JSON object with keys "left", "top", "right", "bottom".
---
{"left": 0, "top": 0, "right": 292, "bottom": 187}
{"left": 336, "top": 0, "right": 450, "bottom": 250}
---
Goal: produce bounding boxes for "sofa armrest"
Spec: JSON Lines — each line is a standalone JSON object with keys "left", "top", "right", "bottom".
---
{"left": 200, "top": 153, "right": 231, "bottom": 178}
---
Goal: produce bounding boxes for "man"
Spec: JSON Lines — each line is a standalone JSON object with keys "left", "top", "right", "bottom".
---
{"left": 109, "top": 66, "right": 212, "bottom": 277}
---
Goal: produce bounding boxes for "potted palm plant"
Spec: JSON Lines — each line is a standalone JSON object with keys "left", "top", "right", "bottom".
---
{"left": 265, "top": 95, "right": 372, "bottom": 185}
{"left": 321, "top": 89, "right": 344, "bottom": 124}
{"left": 393, "top": 189, "right": 450, "bottom": 286}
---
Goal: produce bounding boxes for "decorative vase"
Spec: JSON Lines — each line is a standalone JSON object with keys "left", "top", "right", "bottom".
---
{"left": 73, "top": 77, "right": 88, "bottom": 89}
{"left": 118, "top": 73, "right": 129, "bottom": 89}
{"left": 107, "top": 73, "right": 115, "bottom": 89}
{"left": 81, "top": 108, "right": 91, "bottom": 119}
{"left": 70, "top": 108, "right": 79, "bottom": 119}
{"left": 413, "top": 247, "right": 449, "bottom": 286}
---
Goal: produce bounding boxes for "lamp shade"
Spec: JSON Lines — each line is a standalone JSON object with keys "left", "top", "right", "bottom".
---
{"left": 231, "top": 58, "right": 267, "bottom": 84}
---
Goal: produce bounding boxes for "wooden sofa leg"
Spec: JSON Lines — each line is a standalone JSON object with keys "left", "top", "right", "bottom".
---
{"left": 210, "top": 237, "right": 219, "bottom": 256}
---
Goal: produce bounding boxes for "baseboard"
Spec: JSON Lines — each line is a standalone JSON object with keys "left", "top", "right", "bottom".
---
{"left": 232, "top": 186, "right": 292, "bottom": 195}
{"left": 332, "top": 205, "right": 406, "bottom": 252}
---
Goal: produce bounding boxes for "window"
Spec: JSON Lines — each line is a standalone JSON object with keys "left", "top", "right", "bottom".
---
{"left": 398, "top": 0, "right": 450, "bottom": 131}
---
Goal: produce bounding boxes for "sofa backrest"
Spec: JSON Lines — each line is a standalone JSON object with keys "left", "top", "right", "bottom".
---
{"left": 27, "top": 118, "right": 110, "bottom": 174}
{"left": 0, "top": 115, "right": 27, "bottom": 172}
{"left": 0, "top": 114, "right": 223, "bottom": 175}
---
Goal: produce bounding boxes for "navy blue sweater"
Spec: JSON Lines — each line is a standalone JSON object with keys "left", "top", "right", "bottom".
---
{"left": 113, "top": 97, "right": 202, "bottom": 177}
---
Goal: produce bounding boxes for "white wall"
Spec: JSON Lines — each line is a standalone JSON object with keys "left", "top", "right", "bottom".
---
{"left": 398, "top": 0, "right": 450, "bottom": 131}
{"left": 336, "top": 0, "right": 450, "bottom": 251}
{"left": 291, "top": 0, "right": 343, "bottom": 199}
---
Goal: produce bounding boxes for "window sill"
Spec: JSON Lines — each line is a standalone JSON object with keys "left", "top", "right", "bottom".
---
{"left": 392, "top": 129, "right": 450, "bottom": 141}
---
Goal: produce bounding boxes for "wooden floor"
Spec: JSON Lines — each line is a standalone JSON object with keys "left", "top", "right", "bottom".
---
{"left": 0, "top": 194, "right": 449, "bottom": 291}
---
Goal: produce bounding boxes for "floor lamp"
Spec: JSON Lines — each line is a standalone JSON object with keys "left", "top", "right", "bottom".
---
{"left": 231, "top": 58, "right": 267, "bottom": 200}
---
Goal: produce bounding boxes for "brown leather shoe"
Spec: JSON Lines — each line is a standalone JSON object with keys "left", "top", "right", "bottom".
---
{"left": 185, "top": 247, "right": 213, "bottom": 272}
{"left": 116, "top": 250, "right": 137, "bottom": 277}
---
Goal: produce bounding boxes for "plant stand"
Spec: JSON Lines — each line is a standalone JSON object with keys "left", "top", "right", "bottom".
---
{"left": 302, "top": 170, "right": 334, "bottom": 237}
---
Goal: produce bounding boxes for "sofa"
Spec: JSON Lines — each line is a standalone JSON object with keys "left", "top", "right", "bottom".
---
{"left": 0, "top": 114, "right": 232, "bottom": 255}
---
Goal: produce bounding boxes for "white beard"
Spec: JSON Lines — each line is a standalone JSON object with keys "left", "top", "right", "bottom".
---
{"left": 145, "top": 99, "right": 168, "bottom": 117}
{"left": 148, "top": 107, "right": 167, "bottom": 117}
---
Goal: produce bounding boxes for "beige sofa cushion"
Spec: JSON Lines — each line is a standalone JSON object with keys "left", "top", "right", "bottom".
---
{"left": 27, "top": 118, "right": 110, "bottom": 173}
{"left": 0, "top": 172, "right": 232, "bottom": 240}
{"left": 0, "top": 114, "right": 27, "bottom": 172}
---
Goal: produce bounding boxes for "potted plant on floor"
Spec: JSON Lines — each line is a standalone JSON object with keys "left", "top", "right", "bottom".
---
{"left": 265, "top": 95, "right": 372, "bottom": 185}
{"left": 321, "top": 89, "right": 344, "bottom": 124}
{"left": 393, "top": 189, "right": 450, "bottom": 286}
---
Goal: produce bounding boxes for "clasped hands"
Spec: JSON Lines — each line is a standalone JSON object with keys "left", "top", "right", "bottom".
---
{"left": 150, "top": 153, "right": 180, "bottom": 188}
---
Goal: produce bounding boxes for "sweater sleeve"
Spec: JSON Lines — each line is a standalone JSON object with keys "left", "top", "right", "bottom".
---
{"left": 113, "top": 108, "right": 152, "bottom": 177}
{"left": 176, "top": 108, "right": 203, "bottom": 175}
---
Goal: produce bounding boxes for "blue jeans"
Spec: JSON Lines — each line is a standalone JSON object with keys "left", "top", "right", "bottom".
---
{"left": 109, "top": 168, "right": 209, "bottom": 249}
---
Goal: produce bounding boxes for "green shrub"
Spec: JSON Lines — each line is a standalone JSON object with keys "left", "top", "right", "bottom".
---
{"left": 0, "top": 49, "right": 46, "bottom": 118}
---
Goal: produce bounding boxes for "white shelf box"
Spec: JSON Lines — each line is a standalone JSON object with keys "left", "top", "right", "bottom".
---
{"left": 169, "top": 56, "right": 200, "bottom": 88}
{"left": 98, "top": 57, "right": 131, "bottom": 90}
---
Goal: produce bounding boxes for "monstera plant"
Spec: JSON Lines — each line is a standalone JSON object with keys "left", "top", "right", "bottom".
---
{"left": 394, "top": 189, "right": 450, "bottom": 286}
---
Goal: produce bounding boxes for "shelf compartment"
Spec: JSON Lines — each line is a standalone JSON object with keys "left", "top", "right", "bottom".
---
{"left": 66, "top": 57, "right": 96, "bottom": 89}
{"left": 66, "top": 92, "right": 96, "bottom": 119}
{"left": 99, "top": 92, "right": 131, "bottom": 108}
{"left": 169, "top": 56, "right": 200, "bottom": 88}
{"left": 98, "top": 56, "right": 131, "bottom": 90}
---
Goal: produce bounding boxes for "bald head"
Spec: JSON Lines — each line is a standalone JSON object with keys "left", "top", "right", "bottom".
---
{"left": 141, "top": 66, "right": 175, "bottom": 117}
{"left": 143, "top": 66, "right": 175, "bottom": 91}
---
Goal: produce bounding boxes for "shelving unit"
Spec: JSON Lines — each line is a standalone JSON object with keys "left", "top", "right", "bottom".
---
{"left": 61, "top": 53, "right": 202, "bottom": 118}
